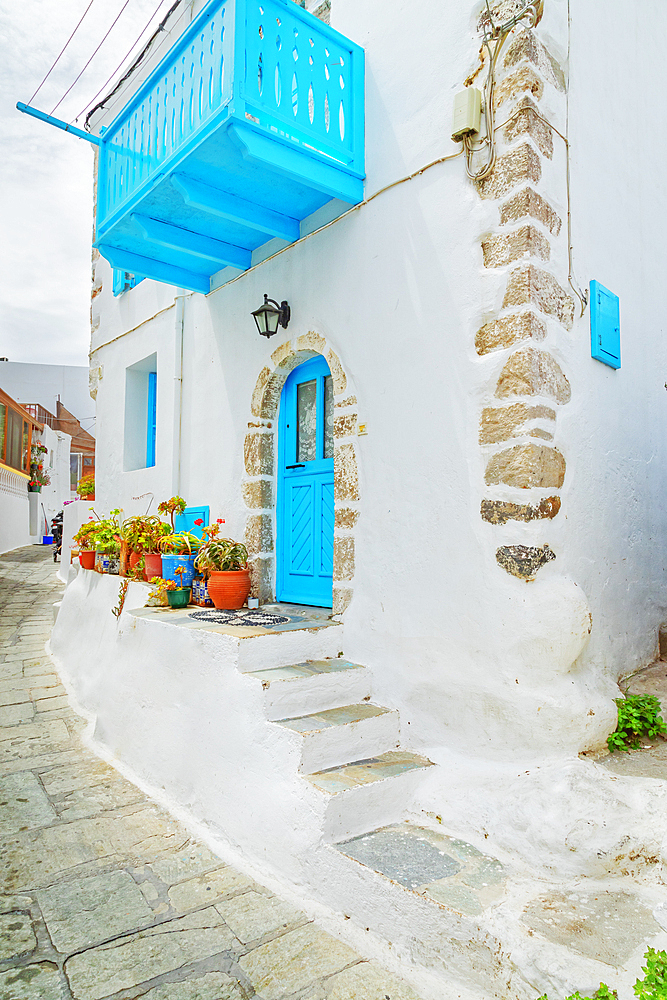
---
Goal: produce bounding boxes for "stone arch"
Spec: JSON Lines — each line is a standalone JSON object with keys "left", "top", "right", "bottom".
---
{"left": 243, "top": 332, "right": 359, "bottom": 615}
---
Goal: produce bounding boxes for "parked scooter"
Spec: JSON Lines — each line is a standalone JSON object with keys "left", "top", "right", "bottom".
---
{"left": 51, "top": 510, "right": 64, "bottom": 563}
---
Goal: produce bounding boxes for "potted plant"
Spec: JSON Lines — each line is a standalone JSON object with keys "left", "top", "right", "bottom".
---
{"left": 91, "top": 509, "right": 121, "bottom": 574}
{"left": 157, "top": 495, "right": 187, "bottom": 530}
{"left": 73, "top": 519, "right": 99, "bottom": 569}
{"left": 77, "top": 473, "right": 95, "bottom": 500}
{"left": 167, "top": 564, "right": 191, "bottom": 608}
{"left": 28, "top": 468, "right": 50, "bottom": 493}
{"left": 194, "top": 521, "right": 250, "bottom": 609}
{"left": 158, "top": 530, "right": 200, "bottom": 587}
{"left": 121, "top": 514, "right": 171, "bottom": 580}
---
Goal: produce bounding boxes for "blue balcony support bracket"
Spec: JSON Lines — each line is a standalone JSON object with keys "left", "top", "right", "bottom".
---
{"left": 171, "top": 174, "right": 300, "bottom": 243}
{"left": 16, "top": 103, "right": 100, "bottom": 145}
{"left": 132, "top": 214, "right": 252, "bottom": 270}
{"left": 93, "top": 0, "right": 365, "bottom": 292}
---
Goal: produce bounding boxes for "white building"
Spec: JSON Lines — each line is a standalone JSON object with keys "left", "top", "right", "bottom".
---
{"left": 46, "top": 0, "right": 667, "bottom": 995}
{"left": 0, "top": 361, "right": 96, "bottom": 437}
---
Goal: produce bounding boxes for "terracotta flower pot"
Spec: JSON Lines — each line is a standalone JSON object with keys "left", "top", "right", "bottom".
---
{"left": 143, "top": 552, "right": 163, "bottom": 582}
{"left": 129, "top": 550, "right": 142, "bottom": 573}
{"left": 79, "top": 550, "right": 95, "bottom": 570}
{"left": 119, "top": 540, "right": 130, "bottom": 577}
{"left": 206, "top": 569, "right": 251, "bottom": 610}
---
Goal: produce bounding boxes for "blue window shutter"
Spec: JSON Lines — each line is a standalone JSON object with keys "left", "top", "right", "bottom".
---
{"left": 146, "top": 372, "right": 157, "bottom": 467}
{"left": 590, "top": 280, "right": 621, "bottom": 369}
{"left": 113, "top": 269, "right": 145, "bottom": 296}
{"left": 174, "top": 506, "right": 210, "bottom": 538}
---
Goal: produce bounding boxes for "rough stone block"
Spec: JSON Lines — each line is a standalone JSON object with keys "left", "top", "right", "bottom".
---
{"left": 495, "top": 64, "right": 544, "bottom": 107}
{"left": 168, "top": 867, "right": 256, "bottom": 912}
{"left": 333, "top": 413, "right": 357, "bottom": 439}
{"left": 500, "top": 187, "right": 561, "bottom": 236}
{"left": 503, "top": 264, "right": 575, "bottom": 329}
{"left": 504, "top": 31, "right": 566, "bottom": 92}
{"left": 0, "top": 911, "right": 36, "bottom": 960}
{"left": 332, "top": 587, "right": 353, "bottom": 616}
{"left": 496, "top": 543, "right": 556, "bottom": 580}
{"left": 326, "top": 349, "right": 347, "bottom": 395}
{"left": 335, "top": 395, "right": 357, "bottom": 408}
{"left": 485, "top": 443, "right": 565, "bottom": 488}
{"left": 333, "top": 536, "right": 355, "bottom": 582}
{"left": 475, "top": 304, "right": 547, "bottom": 354}
{"left": 246, "top": 514, "right": 273, "bottom": 556}
{"left": 244, "top": 432, "right": 273, "bottom": 476}
{"left": 333, "top": 443, "right": 360, "bottom": 502}
{"left": 479, "top": 402, "right": 556, "bottom": 444}
{"left": 476, "top": 144, "right": 541, "bottom": 200}
{"left": 296, "top": 331, "right": 327, "bottom": 354}
{"left": 334, "top": 507, "right": 360, "bottom": 530}
{"left": 270, "top": 340, "right": 293, "bottom": 367}
{"left": 248, "top": 557, "right": 273, "bottom": 602}
{"left": 242, "top": 480, "right": 273, "bottom": 510}
{"left": 481, "top": 225, "right": 550, "bottom": 268}
{"left": 481, "top": 496, "right": 561, "bottom": 524}
{"left": 251, "top": 366, "right": 272, "bottom": 418}
{"left": 215, "top": 890, "right": 305, "bottom": 944}
{"left": 503, "top": 96, "right": 553, "bottom": 158}
{"left": 0, "top": 962, "right": 61, "bottom": 999}
{"left": 495, "top": 347, "right": 571, "bottom": 403}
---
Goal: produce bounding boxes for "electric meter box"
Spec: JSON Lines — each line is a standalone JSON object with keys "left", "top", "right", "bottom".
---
{"left": 452, "top": 88, "right": 482, "bottom": 141}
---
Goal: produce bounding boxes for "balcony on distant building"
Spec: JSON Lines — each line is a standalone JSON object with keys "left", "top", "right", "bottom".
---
{"left": 94, "top": 0, "right": 365, "bottom": 293}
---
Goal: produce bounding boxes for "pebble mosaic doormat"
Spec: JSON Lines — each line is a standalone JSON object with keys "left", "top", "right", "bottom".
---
{"left": 188, "top": 609, "right": 293, "bottom": 628}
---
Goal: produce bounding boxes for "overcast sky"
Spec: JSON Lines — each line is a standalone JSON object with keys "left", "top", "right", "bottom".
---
{"left": 0, "top": 0, "right": 175, "bottom": 366}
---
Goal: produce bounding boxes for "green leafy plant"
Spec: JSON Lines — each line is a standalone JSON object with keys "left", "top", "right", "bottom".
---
{"left": 194, "top": 521, "right": 247, "bottom": 577}
{"left": 634, "top": 947, "right": 667, "bottom": 999}
{"left": 73, "top": 518, "right": 99, "bottom": 550}
{"left": 146, "top": 575, "right": 179, "bottom": 607}
{"left": 121, "top": 514, "right": 171, "bottom": 554}
{"left": 537, "top": 946, "right": 667, "bottom": 1000}
{"left": 157, "top": 495, "right": 187, "bottom": 530}
{"left": 77, "top": 473, "right": 95, "bottom": 498}
{"left": 90, "top": 509, "right": 122, "bottom": 555}
{"left": 607, "top": 695, "right": 667, "bottom": 752}
{"left": 157, "top": 530, "right": 200, "bottom": 555}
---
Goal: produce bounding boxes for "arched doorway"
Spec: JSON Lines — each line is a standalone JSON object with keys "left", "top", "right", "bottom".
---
{"left": 276, "top": 355, "right": 334, "bottom": 606}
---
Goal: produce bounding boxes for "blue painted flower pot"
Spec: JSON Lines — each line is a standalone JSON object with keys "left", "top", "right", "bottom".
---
{"left": 161, "top": 554, "right": 196, "bottom": 588}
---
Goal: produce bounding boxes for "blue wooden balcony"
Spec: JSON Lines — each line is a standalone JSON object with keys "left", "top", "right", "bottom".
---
{"left": 94, "top": 0, "right": 365, "bottom": 293}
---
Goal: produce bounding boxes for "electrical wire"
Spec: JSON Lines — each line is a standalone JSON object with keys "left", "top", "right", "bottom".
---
{"left": 51, "top": 0, "right": 131, "bottom": 117}
{"left": 28, "top": 0, "right": 97, "bottom": 105}
{"left": 84, "top": 0, "right": 187, "bottom": 130}
{"left": 73, "top": 0, "right": 171, "bottom": 124}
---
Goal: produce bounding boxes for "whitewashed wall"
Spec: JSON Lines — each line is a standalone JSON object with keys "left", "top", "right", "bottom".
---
{"left": 85, "top": 0, "right": 667, "bottom": 860}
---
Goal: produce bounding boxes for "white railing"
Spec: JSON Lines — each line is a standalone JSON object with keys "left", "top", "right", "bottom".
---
{"left": 0, "top": 466, "right": 28, "bottom": 498}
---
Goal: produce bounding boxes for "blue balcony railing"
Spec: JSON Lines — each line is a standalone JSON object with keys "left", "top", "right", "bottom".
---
{"left": 95, "top": 0, "right": 365, "bottom": 293}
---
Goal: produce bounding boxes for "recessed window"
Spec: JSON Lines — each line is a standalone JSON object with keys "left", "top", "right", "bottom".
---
{"left": 124, "top": 353, "right": 157, "bottom": 471}
{"left": 113, "top": 269, "right": 144, "bottom": 296}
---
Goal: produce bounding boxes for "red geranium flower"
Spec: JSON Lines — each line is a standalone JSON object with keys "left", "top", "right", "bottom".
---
{"left": 194, "top": 518, "right": 203, "bottom": 526}
{"left": 216, "top": 518, "right": 225, "bottom": 524}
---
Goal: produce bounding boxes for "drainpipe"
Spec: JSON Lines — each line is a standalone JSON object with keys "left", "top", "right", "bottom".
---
{"left": 173, "top": 290, "right": 185, "bottom": 497}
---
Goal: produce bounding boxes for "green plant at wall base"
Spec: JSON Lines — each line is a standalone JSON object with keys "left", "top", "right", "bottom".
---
{"left": 607, "top": 695, "right": 667, "bottom": 752}
{"left": 634, "top": 948, "right": 667, "bottom": 999}
{"left": 194, "top": 522, "right": 247, "bottom": 577}
{"left": 157, "top": 495, "right": 186, "bottom": 530}
{"left": 157, "top": 530, "right": 200, "bottom": 555}
{"left": 535, "top": 947, "right": 667, "bottom": 1000}
{"left": 146, "top": 576, "right": 180, "bottom": 606}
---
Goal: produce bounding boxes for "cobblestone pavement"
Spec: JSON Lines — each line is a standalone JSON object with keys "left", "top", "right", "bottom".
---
{"left": 0, "top": 548, "right": 422, "bottom": 1000}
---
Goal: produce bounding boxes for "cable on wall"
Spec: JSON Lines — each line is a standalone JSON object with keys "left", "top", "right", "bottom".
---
{"left": 27, "top": 0, "right": 97, "bottom": 105}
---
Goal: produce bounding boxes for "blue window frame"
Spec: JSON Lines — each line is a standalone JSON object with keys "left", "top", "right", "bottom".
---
{"left": 113, "top": 269, "right": 144, "bottom": 296}
{"left": 146, "top": 372, "right": 157, "bottom": 468}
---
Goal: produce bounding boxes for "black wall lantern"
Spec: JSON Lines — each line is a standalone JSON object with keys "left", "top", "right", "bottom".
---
{"left": 251, "top": 294, "right": 291, "bottom": 338}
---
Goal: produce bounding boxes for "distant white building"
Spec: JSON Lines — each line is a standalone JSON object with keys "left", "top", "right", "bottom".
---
{"left": 0, "top": 361, "right": 95, "bottom": 437}
{"left": 44, "top": 0, "right": 667, "bottom": 994}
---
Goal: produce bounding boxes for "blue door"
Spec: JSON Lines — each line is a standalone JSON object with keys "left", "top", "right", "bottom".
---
{"left": 277, "top": 357, "right": 334, "bottom": 607}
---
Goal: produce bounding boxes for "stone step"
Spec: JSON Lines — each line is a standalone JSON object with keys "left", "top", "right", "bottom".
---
{"left": 335, "top": 822, "right": 508, "bottom": 917}
{"left": 274, "top": 703, "right": 400, "bottom": 773}
{"left": 246, "top": 660, "right": 371, "bottom": 721}
{"left": 306, "top": 751, "right": 435, "bottom": 841}
{"left": 235, "top": 620, "right": 344, "bottom": 674}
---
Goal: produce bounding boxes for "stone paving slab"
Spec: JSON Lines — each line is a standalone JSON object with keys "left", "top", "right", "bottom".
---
{"left": 0, "top": 548, "right": 426, "bottom": 1000}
